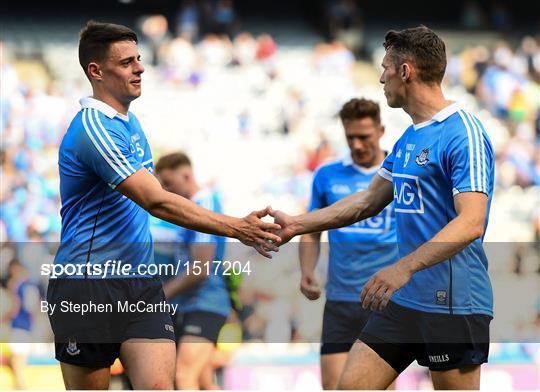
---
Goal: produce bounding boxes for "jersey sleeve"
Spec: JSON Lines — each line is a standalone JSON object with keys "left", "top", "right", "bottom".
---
{"left": 308, "top": 170, "right": 326, "bottom": 211}
{"left": 78, "top": 109, "right": 142, "bottom": 187}
{"left": 378, "top": 141, "right": 399, "bottom": 182}
{"left": 446, "top": 115, "right": 494, "bottom": 196}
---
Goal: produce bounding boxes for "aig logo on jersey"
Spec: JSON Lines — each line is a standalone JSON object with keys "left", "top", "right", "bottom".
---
{"left": 393, "top": 174, "right": 424, "bottom": 214}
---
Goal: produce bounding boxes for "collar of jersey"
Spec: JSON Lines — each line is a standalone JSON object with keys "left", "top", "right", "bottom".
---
{"left": 342, "top": 155, "right": 379, "bottom": 174}
{"left": 80, "top": 97, "right": 129, "bottom": 121}
{"left": 413, "top": 101, "right": 461, "bottom": 131}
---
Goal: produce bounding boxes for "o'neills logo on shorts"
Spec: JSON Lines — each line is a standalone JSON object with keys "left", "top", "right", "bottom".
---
{"left": 429, "top": 354, "right": 449, "bottom": 363}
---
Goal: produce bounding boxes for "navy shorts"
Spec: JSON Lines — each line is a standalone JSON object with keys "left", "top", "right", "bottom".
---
{"left": 321, "top": 300, "right": 372, "bottom": 355}
{"left": 175, "top": 311, "right": 227, "bottom": 344}
{"left": 359, "top": 301, "right": 491, "bottom": 372}
{"left": 47, "top": 277, "right": 175, "bottom": 367}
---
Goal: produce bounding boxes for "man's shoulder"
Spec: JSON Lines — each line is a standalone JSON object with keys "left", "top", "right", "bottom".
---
{"left": 313, "top": 159, "right": 346, "bottom": 177}
{"left": 442, "top": 109, "right": 488, "bottom": 144}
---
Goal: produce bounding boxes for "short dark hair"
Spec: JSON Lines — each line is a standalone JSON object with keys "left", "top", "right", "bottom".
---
{"left": 155, "top": 152, "right": 192, "bottom": 173}
{"left": 339, "top": 98, "right": 381, "bottom": 125}
{"left": 383, "top": 26, "right": 446, "bottom": 84}
{"left": 78, "top": 20, "right": 138, "bottom": 78}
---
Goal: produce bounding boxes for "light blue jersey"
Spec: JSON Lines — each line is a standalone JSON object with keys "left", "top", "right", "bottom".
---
{"left": 309, "top": 156, "right": 399, "bottom": 301}
{"left": 55, "top": 97, "right": 154, "bottom": 276}
{"left": 379, "top": 102, "right": 494, "bottom": 316}
{"left": 151, "top": 189, "right": 230, "bottom": 317}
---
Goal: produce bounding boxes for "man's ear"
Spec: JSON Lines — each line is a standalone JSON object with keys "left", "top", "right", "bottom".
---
{"left": 379, "top": 125, "right": 385, "bottom": 136}
{"left": 401, "top": 63, "right": 412, "bottom": 82}
{"left": 88, "top": 62, "right": 102, "bottom": 81}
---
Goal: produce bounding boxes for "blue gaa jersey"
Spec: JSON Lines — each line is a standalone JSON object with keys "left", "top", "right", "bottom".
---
{"left": 378, "top": 102, "right": 494, "bottom": 316}
{"left": 309, "top": 156, "right": 398, "bottom": 301}
{"left": 55, "top": 97, "right": 155, "bottom": 277}
{"left": 165, "top": 190, "right": 230, "bottom": 317}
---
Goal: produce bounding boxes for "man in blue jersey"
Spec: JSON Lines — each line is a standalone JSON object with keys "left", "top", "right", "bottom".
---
{"left": 299, "top": 98, "right": 398, "bottom": 389}
{"left": 153, "top": 152, "right": 229, "bottom": 390}
{"left": 48, "top": 21, "right": 281, "bottom": 390}
{"left": 271, "top": 26, "right": 494, "bottom": 390}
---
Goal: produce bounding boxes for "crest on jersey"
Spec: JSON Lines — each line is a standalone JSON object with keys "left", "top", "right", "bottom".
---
{"left": 67, "top": 337, "right": 80, "bottom": 356}
{"left": 415, "top": 148, "right": 430, "bottom": 166}
{"left": 436, "top": 290, "right": 447, "bottom": 305}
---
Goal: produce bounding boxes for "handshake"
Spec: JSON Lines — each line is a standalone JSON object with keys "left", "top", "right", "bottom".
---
{"left": 235, "top": 206, "right": 295, "bottom": 258}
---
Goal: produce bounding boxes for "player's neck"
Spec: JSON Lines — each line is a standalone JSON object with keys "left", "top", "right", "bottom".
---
{"left": 403, "top": 85, "right": 451, "bottom": 125}
{"left": 91, "top": 91, "right": 130, "bottom": 116}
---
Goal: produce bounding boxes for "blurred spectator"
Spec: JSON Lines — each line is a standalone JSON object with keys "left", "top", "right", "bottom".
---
{"left": 176, "top": 0, "right": 200, "bottom": 41}
{"left": 198, "top": 34, "right": 232, "bottom": 67}
{"left": 6, "top": 259, "right": 40, "bottom": 390}
{"left": 232, "top": 33, "right": 257, "bottom": 66}
{"left": 160, "top": 36, "right": 199, "bottom": 85}
{"left": 305, "top": 137, "right": 335, "bottom": 172}
{"left": 255, "top": 34, "right": 277, "bottom": 62}
{"left": 140, "top": 14, "right": 169, "bottom": 66}
{"left": 325, "top": 0, "right": 363, "bottom": 55}
{"left": 489, "top": 0, "right": 513, "bottom": 31}
{"left": 461, "top": 0, "right": 487, "bottom": 30}
{"left": 211, "top": 0, "right": 238, "bottom": 38}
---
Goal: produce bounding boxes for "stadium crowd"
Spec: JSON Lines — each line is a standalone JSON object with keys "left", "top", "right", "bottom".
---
{"left": 0, "top": 9, "right": 539, "bottom": 388}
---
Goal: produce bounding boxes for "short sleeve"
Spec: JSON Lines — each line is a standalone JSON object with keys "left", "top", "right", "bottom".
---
{"left": 378, "top": 142, "right": 399, "bottom": 182}
{"left": 308, "top": 170, "right": 326, "bottom": 211}
{"left": 447, "top": 113, "right": 494, "bottom": 196}
{"left": 78, "top": 108, "right": 141, "bottom": 187}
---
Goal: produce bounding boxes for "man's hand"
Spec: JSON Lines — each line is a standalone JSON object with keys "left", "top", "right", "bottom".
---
{"left": 360, "top": 262, "right": 413, "bottom": 311}
{"left": 236, "top": 206, "right": 282, "bottom": 258}
{"left": 300, "top": 272, "right": 321, "bottom": 300}
{"left": 269, "top": 209, "right": 298, "bottom": 244}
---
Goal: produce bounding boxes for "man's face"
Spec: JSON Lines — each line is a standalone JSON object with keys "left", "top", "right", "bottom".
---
{"left": 379, "top": 51, "right": 406, "bottom": 108}
{"left": 157, "top": 166, "right": 191, "bottom": 198}
{"left": 344, "top": 117, "right": 384, "bottom": 167}
{"left": 97, "top": 40, "right": 144, "bottom": 104}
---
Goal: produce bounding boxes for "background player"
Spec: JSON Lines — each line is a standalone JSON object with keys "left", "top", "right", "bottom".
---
{"left": 271, "top": 26, "right": 494, "bottom": 390}
{"left": 154, "top": 152, "right": 230, "bottom": 390}
{"left": 50, "top": 21, "right": 281, "bottom": 390}
{"left": 299, "top": 98, "right": 398, "bottom": 389}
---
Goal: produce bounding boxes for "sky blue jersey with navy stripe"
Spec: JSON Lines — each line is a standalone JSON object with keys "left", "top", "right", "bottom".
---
{"left": 309, "top": 157, "right": 399, "bottom": 302}
{"left": 378, "top": 102, "right": 494, "bottom": 316}
{"left": 151, "top": 189, "right": 230, "bottom": 317}
{"left": 54, "top": 98, "right": 154, "bottom": 276}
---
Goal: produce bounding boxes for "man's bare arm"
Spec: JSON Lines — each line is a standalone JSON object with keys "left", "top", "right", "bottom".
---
{"left": 299, "top": 232, "right": 322, "bottom": 300}
{"left": 163, "top": 244, "right": 216, "bottom": 299}
{"left": 272, "top": 175, "right": 393, "bottom": 243}
{"left": 116, "top": 169, "right": 281, "bottom": 256}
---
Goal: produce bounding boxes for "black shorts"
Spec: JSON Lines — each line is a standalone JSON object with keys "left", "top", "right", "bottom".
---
{"left": 359, "top": 301, "right": 491, "bottom": 373}
{"left": 47, "top": 277, "right": 175, "bottom": 367}
{"left": 321, "top": 300, "right": 372, "bottom": 355}
{"left": 175, "top": 311, "right": 227, "bottom": 344}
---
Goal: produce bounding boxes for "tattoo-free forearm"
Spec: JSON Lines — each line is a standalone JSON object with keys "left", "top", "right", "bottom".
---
{"left": 148, "top": 192, "right": 237, "bottom": 238}
{"left": 397, "top": 213, "right": 485, "bottom": 275}
{"left": 299, "top": 233, "right": 321, "bottom": 276}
